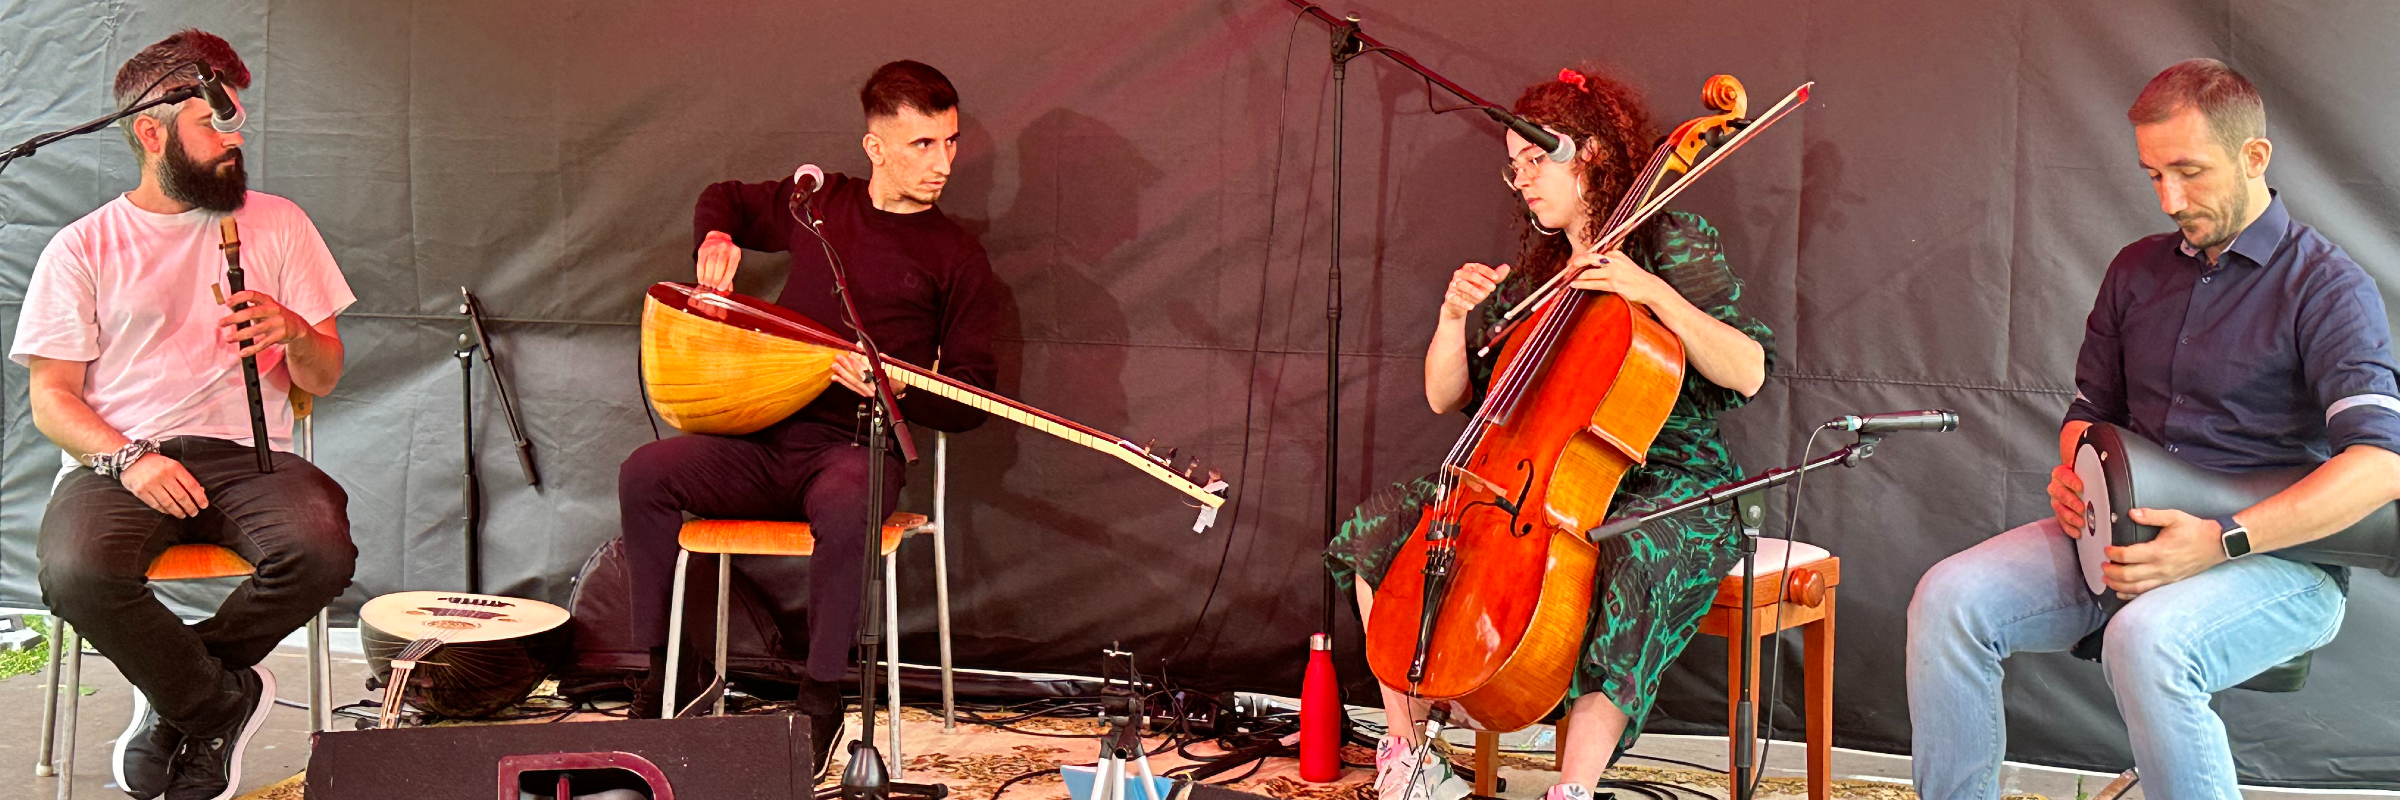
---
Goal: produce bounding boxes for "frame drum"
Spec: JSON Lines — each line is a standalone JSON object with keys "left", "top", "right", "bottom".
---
{"left": 2072, "top": 422, "right": 2400, "bottom": 602}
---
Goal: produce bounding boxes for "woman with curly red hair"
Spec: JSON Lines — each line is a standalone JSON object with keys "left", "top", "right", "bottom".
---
{"left": 1327, "top": 66, "right": 1776, "bottom": 800}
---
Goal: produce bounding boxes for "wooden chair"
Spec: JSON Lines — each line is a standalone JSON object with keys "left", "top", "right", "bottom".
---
{"left": 1463, "top": 539, "right": 1838, "bottom": 799}
{"left": 1697, "top": 538, "right": 1838, "bottom": 800}
{"left": 661, "top": 433, "right": 958, "bottom": 777}
{"left": 33, "top": 390, "right": 336, "bottom": 800}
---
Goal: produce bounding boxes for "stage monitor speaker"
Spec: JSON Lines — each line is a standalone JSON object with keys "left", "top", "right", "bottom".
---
{"left": 306, "top": 714, "right": 814, "bottom": 799}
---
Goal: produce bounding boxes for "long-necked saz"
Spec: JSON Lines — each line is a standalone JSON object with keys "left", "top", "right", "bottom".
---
{"left": 638, "top": 282, "right": 1228, "bottom": 514}
{"left": 1365, "top": 76, "right": 1810, "bottom": 732}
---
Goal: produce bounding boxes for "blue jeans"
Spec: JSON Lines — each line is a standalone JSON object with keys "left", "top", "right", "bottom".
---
{"left": 1905, "top": 519, "right": 2344, "bottom": 800}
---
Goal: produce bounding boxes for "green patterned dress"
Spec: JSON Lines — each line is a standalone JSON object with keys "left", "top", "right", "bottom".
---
{"left": 1326, "top": 210, "right": 1775, "bottom": 759}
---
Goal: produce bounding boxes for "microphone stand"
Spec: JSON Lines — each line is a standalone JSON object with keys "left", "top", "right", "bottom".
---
{"left": 461, "top": 288, "right": 539, "bottom": 486}
{"left": 1583, "top": 432, "right": 1886, "bottom": 800}
{"left": 0, "top": 86, "right": 202, "bottom": 179}
{"left": 790, "top": 192, "right": 940, "bottom": 800}
{"left": 1285, "top": 1, "right": 1549, "bottom": 640}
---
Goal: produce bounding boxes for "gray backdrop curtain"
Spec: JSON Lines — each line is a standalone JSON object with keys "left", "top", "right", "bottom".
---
{"left": 1, "top": 0, "right": 2393, "bottom": 788}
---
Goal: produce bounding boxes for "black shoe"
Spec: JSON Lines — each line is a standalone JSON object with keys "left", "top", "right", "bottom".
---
{"left": 628, "top": 651, "right": 668, "bottom": 720}
{"left": 163, "top": 666, "right": 274, "bottom": 800}
{"left": 797, "top": 678, "right": 846, "bottom": 782}
{"left": 113, "top": 689, "right": 179, "bottom": 800}
{"left": 809, "top": 711, "right": 846, "bottom": 783}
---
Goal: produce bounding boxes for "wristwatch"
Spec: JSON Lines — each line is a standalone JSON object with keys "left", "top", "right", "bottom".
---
{"left": 2213, "top": 514, "right": 2253, "bottom": 559}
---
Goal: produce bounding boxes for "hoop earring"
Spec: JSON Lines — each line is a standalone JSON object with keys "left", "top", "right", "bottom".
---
{"left": 1522, "top": 194, "right": 1562, "bottom": 237}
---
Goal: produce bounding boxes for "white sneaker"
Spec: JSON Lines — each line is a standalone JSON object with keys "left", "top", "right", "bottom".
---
{"left": 1373, "top": 736, "right": 1417, "bottom": 800}
{"left": 1542, "top": 783, "right": 1591, "bottom": 800}
{"left": 1375, "top": 737, "right": 1470, "bottom": 800}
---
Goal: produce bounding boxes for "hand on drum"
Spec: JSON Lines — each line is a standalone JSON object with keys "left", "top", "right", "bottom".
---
{"left": 2047, "top": 464, "right": 2087, "bottom": 538}
{"left": 1441, "top": 263, "right": 1510, "bottom": 322}
{"left": 2102, "top": 507, "right": 2228, "bottom": 598}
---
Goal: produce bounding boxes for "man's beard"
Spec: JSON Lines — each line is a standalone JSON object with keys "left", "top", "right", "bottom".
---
{"left": 2175, "top": 188, "right": 2248, "bottom": 255}
{"left": 159, "top": 127, "right": 247, "bottom": 213}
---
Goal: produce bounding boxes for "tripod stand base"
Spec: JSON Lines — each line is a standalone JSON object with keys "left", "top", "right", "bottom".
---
{"left": 837, "top": 740, "right": 948, "bottom": 800}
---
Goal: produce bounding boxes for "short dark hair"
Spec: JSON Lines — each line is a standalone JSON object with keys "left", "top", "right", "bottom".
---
{"left": 114, "top": 29, "right": 250, "bottom": 157}
{"left": 2127, "top": 58, "right": 2264, "bottom": 156}
{"left": 860, "top": 60, "right": 958, "bottom": 121}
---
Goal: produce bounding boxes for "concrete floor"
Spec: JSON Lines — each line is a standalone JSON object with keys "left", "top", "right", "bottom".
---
{"left": 0, "top": 627, "right": 2385, "bottom": 800}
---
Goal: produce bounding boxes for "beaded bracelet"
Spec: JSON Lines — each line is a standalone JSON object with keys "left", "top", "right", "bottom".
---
{"left": 88, "top": 439, "right": 159, "bottom": 479}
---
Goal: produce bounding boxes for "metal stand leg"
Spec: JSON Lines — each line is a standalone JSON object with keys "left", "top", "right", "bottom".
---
{"left": 35, "top": 616, "right": 63, "bottom": 776}
{"left": 713, "top": 552, "right": 730, "bottom": 716}
{"left": 932, "top": 434, "right": 955, "bottom": 732}
{"left": 885, "top": 550, "right": 904, "bottom": 778}
{"left": 308, "top": 610, "right": 329, "bottom": 733}
{"left": 664, "top": 550, "right": 690, "bottom": 719}
{"left": 57, "top": 625, "right": 82, "bottom": 800}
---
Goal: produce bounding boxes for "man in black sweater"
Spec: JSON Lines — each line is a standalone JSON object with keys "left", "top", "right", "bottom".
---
{"left": 617, "top": 61, "right": 998, "bottom": 771}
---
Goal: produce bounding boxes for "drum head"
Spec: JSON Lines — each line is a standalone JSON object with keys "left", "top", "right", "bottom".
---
{"left": 2073, "top": 442, "right": 2113, "bottom": 595}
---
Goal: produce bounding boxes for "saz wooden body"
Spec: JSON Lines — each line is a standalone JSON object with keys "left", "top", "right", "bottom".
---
{"left": 1365, "top": 293, "right": 1685, "bottom": 732}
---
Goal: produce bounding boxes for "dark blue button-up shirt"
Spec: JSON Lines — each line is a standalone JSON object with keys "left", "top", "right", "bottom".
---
{"left": 2066, "top": 192, "right": 2400, "bottom": 472}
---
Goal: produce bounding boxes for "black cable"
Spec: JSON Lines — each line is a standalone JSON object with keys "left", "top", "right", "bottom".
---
{"left": 1742, "top": 424, "right": 1831, "bottom": 800}
{"left": 1167, "top": 0, "right": 1312, "bottom": 673}
{"left": 989, "top": 768, "right": 1051, "bottom": 800}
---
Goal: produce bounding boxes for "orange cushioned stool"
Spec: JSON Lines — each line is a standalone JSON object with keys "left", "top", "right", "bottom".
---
{"left": 35, "top": 389, "right": 335, "bottom": 800}
{"left": 663, "top": 510, "right": 942, "bottom": 772}
{"left": 35, "top": 545, "right": 335, "bottom": 800}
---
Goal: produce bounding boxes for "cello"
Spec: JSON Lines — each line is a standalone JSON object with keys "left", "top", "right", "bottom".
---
{"left": 1364, "top": 75, "right": 1811, "bottom": 732}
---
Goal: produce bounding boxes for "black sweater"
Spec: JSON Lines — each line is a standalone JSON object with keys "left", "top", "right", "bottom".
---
{"left": 692, "top": 171, "right": 998, "bottom": 437}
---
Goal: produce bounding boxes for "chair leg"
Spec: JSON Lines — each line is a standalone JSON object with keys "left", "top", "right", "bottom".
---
{"left": 714, "top": 552, "right": 731, "bottom": 717}
{"left": 934, "top": 546, "right": 957, "bottom": 726}
{"left": 57, "top": 625, "right": 82, "bottom": 800}
{"left": 665, "top": 550, "right": 691, "bottom": 719}
{"left": 932, "top": 433, "right": 956, "bottom": 731}
{"left": 1472, "top": 730, "right": 1499, "bottom": 797}
{"left": 1804, "top": 591, "right": 1836, "bottom": 800}
{"left": 308, "top": 610, "right": 330, "bottom": 733}
{"left": 885, "top": 550, "right": 904, "bottom": 779}
{"left": 35, "top": 616, "right": 64, "bottom": 776}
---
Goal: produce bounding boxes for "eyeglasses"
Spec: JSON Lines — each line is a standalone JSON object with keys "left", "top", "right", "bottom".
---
{"left": 1503, "top": 148, "right": 1560, "bottom": 188}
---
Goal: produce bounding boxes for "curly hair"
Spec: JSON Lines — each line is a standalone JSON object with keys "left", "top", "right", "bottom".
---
{"left": 1509, "top": 66, "right": 1657, "bottom": 285}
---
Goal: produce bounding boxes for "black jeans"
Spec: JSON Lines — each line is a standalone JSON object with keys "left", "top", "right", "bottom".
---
{"left": 37, "top": 436, "right": 354, "bottom": 733}
{"left": 617, "top": 420, "right": 902, "bottom": 682}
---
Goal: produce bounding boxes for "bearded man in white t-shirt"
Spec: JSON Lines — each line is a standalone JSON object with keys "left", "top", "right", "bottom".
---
{"left": 9, "top": 30, "right": 355, "bottom": 800}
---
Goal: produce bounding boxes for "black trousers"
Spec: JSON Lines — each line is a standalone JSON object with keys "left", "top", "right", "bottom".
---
{"left": 37, "top": 437, "right": 354, "bottom": 733}
{"left": 617, "top": 420, "right": 902, "bottom": 682}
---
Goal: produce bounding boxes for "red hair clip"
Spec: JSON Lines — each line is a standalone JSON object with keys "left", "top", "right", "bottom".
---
{"left": 1558, "top": 69, "right": 1589, "bottom": 92}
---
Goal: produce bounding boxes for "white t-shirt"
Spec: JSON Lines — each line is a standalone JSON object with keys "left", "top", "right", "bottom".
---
{"left": 10, "top": 191, "right": 354, "bottom": 454}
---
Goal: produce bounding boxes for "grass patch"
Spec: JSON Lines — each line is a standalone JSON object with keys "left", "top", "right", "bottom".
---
{"left": 0, "top": 615, "right": 54, "bottom": 681}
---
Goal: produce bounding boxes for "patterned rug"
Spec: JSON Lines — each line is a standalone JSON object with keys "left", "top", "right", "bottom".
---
{"left": 235, "top": 706, "right": 2038, "bottom": 800}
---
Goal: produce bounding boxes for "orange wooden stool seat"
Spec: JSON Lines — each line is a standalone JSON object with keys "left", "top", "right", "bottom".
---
{"left": 146, "top": 543, "right": 258, "bottom": 581}
{"left": 1698, "top": 539, "right": 1839, "bottom": 800}
{"left": 677, "top": 512, "right": 928, "bottom": 557}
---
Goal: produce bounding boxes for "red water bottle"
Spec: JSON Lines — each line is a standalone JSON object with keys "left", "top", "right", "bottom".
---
{"left": 1300, "top": 632, "right": 1342, "bottom": 782}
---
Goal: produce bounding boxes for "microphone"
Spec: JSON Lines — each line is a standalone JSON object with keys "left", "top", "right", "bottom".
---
{"left": 192, "top": 62, "right": 245, "bottom": 134}
{"left": 1825, "top": 409, "right": 1960, "bottom": 434}
{"left": 1485, "top": 108, "right": 1574, "bottom": 163}
{"left": 787, "top": 163, "right": 825, "bottom": 220}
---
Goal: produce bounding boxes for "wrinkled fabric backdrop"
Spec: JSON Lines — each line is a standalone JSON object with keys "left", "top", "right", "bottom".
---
{"left": 1, "top": 0, "right": 2394, "bottom": 788}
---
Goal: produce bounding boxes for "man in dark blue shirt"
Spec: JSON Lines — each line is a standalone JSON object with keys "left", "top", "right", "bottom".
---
{"left": 1907, "top": 59, "right": 2400, "bottom": 799}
